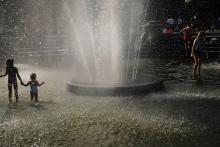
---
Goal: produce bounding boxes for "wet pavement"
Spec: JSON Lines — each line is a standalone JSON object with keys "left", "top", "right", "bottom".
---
{"left": 0, "top": 59, "right": 220, "bottom": 147}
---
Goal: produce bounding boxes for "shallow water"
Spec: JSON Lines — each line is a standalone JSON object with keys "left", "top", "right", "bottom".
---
{"left": 0, "top": 59, "right": 220, "bottom": 147}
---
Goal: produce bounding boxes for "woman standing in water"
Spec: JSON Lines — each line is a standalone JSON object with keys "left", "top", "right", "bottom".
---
{"left": 191, "top": 31, "right": 207, "bottom": 80}
{"left": 0, "top": 59, "right": 23, "bottom": 104}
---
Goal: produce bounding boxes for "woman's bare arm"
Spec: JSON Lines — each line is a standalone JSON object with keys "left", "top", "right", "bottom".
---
{"left": 22, "top": 81, "right": 30, "bottom": 86}
{"left": 0, "top": 68, "right": 8, "bottom": 77}
{"left": 16, "top": 68, "right": 23, "bottom": 84}
{"left": 180, "top": 27, "right": 186, "bottom": 33}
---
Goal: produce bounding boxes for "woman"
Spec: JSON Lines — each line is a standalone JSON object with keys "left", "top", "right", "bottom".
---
{"left": 0, "top": 59, "right": 23, "bottom": 104}
{"left": 191, "top": 31, "right": 207, "bottom": 80}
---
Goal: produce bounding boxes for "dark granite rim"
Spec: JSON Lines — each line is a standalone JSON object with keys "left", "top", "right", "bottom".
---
{"left": 67, "top": 76, "right": 164, "bottom": 96}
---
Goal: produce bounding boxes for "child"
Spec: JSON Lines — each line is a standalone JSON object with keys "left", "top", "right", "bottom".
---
{"left": 180, "top": 25, "right": 192, "bottom": 57}
{"left": 0, "top": 59, "right": 23, "bottom": 104}
{"left": 22, "top": 73, "right": 45, "bottom": 105}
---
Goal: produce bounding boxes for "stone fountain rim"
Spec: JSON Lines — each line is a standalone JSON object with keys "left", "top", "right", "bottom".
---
{"left": 67, "top": 75, "right": 164, "bottom": 96}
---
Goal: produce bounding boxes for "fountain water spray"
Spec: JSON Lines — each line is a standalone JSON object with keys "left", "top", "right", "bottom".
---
{"left": 65, "top": 0, "right": 164, "bottom": 95}
{"left": 62, "top": 0, "right": 145, "bottom": 83}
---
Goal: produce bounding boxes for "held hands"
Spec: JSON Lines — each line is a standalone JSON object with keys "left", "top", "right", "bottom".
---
{"left": 20, "top": 81, "right": 24, "bottom": 86}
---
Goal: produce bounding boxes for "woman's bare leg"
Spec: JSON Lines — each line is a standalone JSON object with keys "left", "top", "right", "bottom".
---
{"left": 8, "top": 84, "right": 12, "bottom": 103}
{"left": 13, "top": 83, "right": 19, "bottom": 103}
{"left": 197, "top": 58, "right": 202, "bottom": 79}
{"left": 193, "top": 56, "right": 198, "bottom": 79}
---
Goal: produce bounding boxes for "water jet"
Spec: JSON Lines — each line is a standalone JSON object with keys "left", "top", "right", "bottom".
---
{"left": 63, "top": 0, "right": 164, "bottom": 95}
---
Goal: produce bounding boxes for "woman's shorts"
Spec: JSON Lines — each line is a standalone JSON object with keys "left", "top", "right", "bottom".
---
{"left": 194, "top": 50, "right": 205, "bottom": 59}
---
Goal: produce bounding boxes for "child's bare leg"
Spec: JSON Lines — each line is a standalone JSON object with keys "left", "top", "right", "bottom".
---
{"left": 184, "top": 42, "right": 187, "bottom": 50}
{"left": 14, "top": 83, "right": 19, "bottom": 103}
{"left": 30, "top": 92, "right": 34, "bottom": 102}
{"left": 187, "top": 41, "right": 190, "bottom": 49}
{"left": 184, "top": 42, "right": 188, "bottom": 55}
{"left": 8, "top": 84, "right": 12, "bottom": 103}
{"left": 34, "top": 93, "right": 38, "bottom": 103}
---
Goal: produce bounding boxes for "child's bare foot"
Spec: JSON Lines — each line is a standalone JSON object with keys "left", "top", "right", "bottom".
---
{"left": 8, "top": 102, "right": 13, "bottom": 108}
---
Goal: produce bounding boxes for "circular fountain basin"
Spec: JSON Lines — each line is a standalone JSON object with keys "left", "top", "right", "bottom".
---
{"left": 67, "top": 76, "right": 164, "bottom": 96}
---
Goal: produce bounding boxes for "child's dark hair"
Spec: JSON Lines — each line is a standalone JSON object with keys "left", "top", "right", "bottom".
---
{"left": 30, "top": 73, "right": 37, "bottom": 80}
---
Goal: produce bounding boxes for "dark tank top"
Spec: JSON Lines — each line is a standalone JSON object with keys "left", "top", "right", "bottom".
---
{"left": 7, "top": 67, "right": 17, "bottom": 83}
{"left": 195, "top": 39, "right": 205, "bottom": 52}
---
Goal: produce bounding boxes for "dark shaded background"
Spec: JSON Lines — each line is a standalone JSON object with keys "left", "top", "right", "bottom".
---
{"left": 0, "top": 0, "right": 220, "bottom": 37}
{"left": 147, "top": 0, "right": 220, "bottom": 23}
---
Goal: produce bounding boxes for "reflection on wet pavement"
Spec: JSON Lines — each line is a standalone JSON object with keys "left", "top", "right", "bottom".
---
{"left": 0, "top": 59, "right": 220, "bottom": 146}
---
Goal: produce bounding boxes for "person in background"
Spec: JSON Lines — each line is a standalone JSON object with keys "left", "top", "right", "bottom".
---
{"left": 191, "top": 13, "right": 202, "bottom": 32}
{"left": 217, "top": 16, "right": 220, "bottom": 29}
{"left": 175, "top": 18, "right": 184, "bottom": 32}
{"left": 191, "top": 31, "right": 207, "bottom": 80}
{"left": 166, "top": 17, "right": 176, "bottom": 30}
{"left": 163, "top": 26, "right": 174, "bottom": 34}
{"left": 0, "top": 59, "right": 24, "bottom": 105}
{"left": 180, "top": 24, "right": 193, "bottom": 57}
{"left": 167, "top": 17, "right": 175, "bottom": 26}
{"left": 210, "top": 24, "right": 215, "bottom": 32}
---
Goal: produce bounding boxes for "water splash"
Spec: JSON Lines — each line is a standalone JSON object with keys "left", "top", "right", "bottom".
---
{"left": 62, "top": 0, "right": 145, "bottom": 83}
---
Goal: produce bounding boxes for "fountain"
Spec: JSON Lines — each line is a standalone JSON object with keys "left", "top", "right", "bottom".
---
{"left": 64, "top": 0, "right": 164, "bottom": 96}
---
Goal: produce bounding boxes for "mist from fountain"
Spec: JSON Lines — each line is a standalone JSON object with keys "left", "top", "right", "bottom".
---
{"left": 62, "top": 0, "right": 145, "bottom": 84}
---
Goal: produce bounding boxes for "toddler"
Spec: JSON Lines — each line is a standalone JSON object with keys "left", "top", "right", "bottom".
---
{"left": 22, "top": 73, "right": 45, "bottom": 105}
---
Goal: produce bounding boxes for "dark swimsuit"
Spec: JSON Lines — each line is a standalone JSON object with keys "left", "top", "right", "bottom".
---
{"left": 194, "top": 39, "right": 205, "bottom": 58}
{"left": 183, "top": 28, "right": 191, "bottom": 41}
{"left": 7, "top": 67, "right": 18, "bottom": 85}
{"left": 30, "top": 81, "right": 38, "bottom": 94}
